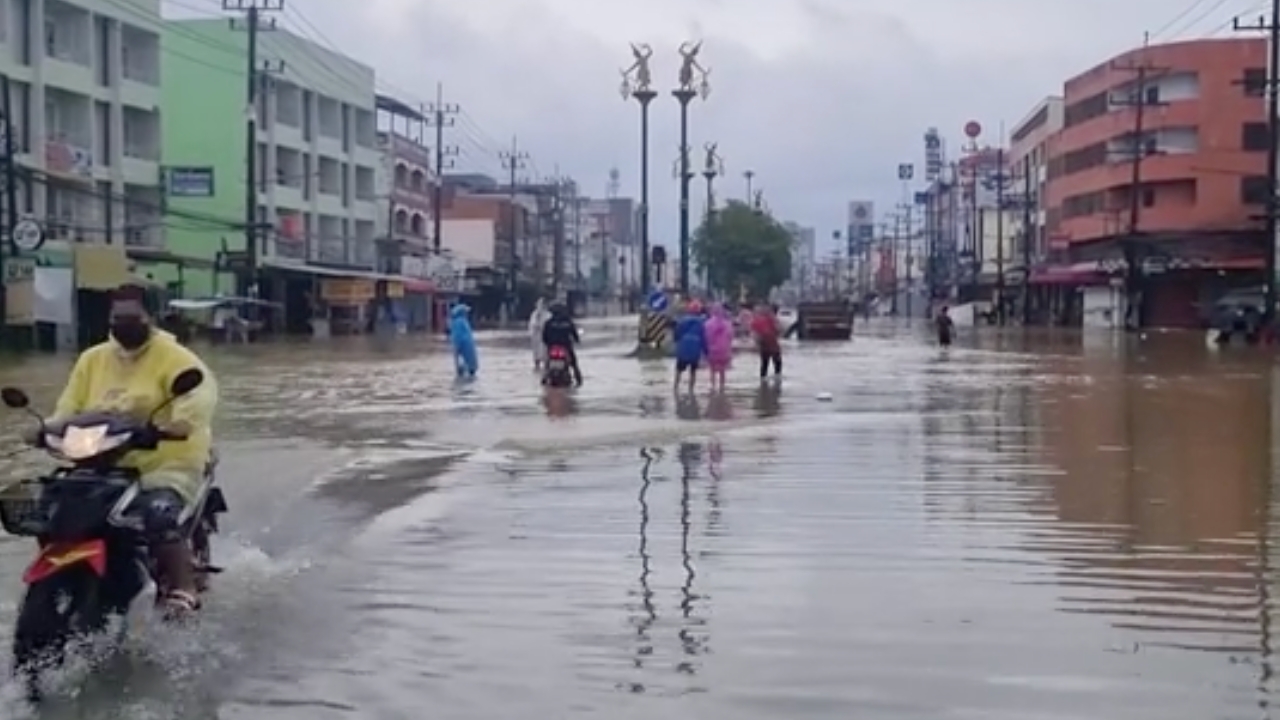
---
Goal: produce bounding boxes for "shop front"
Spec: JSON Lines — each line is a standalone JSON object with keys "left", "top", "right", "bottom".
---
{"left": 319, "top": 277, "right": 377, "bottom": 335}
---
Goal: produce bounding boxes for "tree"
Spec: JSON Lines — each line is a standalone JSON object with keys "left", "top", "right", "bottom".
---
{"left": 692, "top": 200, "right": 792, "bottom": 300}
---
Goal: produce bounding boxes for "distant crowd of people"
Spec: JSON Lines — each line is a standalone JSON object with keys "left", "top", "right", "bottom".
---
{"left": 667, "top": 301, "right": 787, "bottom": 394}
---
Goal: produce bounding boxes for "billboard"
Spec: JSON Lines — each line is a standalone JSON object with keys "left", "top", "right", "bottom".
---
{"left": 846, "top": 200, "right": 874, "bottom": 256}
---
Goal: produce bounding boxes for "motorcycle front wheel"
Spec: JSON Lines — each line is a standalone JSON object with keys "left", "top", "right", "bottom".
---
{"left": 11, "top": 565, "right": 108, "bottom": 699}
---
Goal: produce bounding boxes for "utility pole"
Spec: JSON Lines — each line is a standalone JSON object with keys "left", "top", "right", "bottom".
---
{"left": 425, "top": 82, "right": 459, "bottom": 254}
{"left": 743, "top": 170, "right": 754, "bottom": 202}
{"left": 0, "top": 74, "right": 13, "bottom": 333}
{"left": 547, "top": 173, "right": 570, "bottom": 299}
{"left": 995, "top": 147, "right": 1006, "bottom": 326}
{"left": 901, "top": 204, "right": 914, "bottom": 318}
{"left": 891, "top": 213, "right": 902, "bottom": 315}
{"left": 1236, "top": 9, "right": 1280, "bottom": 325}
{"left": 225, "top": 0, "right": 283, "bottom": 298}
{"left": 1021, "top": 154, "right": 1034, "bottom": 325}
{"left": 499, "top": 136, "right": 528, "bottom": 321}
{"left": 1110, "top": 35, "right": 1168, "bottom": 331}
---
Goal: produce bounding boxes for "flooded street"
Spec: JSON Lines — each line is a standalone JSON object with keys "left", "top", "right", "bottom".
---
{"left": 0, "top": 322, "right": 1273, "bottom": 718}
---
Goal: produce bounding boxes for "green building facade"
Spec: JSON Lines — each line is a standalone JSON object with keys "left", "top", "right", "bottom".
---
{"left": 156, "top": 21, "right": 249, "bottom": 298}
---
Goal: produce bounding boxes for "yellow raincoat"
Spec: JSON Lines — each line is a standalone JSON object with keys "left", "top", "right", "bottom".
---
{"left": 52, "top": 329, "right": 217, "bottom": 504}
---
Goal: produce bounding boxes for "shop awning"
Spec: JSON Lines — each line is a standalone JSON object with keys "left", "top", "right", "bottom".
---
{"left": 1029, "top": 263, "right": 1107, "bottom": 286}
{"left": 261, "top": 259, "right": 438, "bottom": 294}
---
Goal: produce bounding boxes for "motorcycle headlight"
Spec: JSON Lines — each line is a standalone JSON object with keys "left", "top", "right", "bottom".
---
{"left": 48, "top": 424, "right": 126, "bottom": 460}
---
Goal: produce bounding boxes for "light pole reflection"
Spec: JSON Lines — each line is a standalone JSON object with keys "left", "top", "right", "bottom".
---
{"left": 677, "top": 442, "right": 706, "bottom": 674}
{"left": 630, "top": 447, "right": 659, "bottom": 689}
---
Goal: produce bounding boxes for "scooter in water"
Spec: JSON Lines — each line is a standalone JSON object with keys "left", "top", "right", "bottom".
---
{"left": 0, "top": 368, "right": 228, "bottom": 700}
{"left": 542, "top": 345, "right": 574, "bottom": 388}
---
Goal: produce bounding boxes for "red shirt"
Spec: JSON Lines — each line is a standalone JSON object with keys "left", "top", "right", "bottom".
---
{"left": 751, "top": 313, "right": 780, "bottom": 350}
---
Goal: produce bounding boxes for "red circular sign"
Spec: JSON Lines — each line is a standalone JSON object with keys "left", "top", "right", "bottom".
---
{"left": 964, "top": 121, "right": 982, "bottom": 138}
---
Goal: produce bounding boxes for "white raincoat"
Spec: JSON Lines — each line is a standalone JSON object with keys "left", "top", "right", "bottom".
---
{"left": 529, "top": 299, "right": 550, "bottom": 366}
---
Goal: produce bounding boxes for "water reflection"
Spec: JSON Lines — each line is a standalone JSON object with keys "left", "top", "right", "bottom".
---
{"left": 1031, "top": 348, "right": 1272, "bottom": 652}
{"left": 675, "top": 394, "right": 702, "bottom": 421}
{"left": 704, "top": 391, "right": 733, "bottom": 421}
{"left": 629, "top": 448, "right": 658, "bottom": 691}
{"left": 677, "top": 443, "right": 706, "bottom": 676}
{"left": 707, "top": 440, "right": 723, "bottom": 532}
{"left": 540, "top": 388, "right": 579, "bottom": 418}
{"left": 751, "top": 381, "right": 781, "bottom": 417}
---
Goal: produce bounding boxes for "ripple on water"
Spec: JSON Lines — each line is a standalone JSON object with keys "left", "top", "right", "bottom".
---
{"left": 0, "top": 326, "right": 1271, "bottom": 718}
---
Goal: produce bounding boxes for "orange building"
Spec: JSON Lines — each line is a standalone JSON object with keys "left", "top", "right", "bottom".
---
{"left": 1043, "top": 38, "right": 1267, "bottom": 327}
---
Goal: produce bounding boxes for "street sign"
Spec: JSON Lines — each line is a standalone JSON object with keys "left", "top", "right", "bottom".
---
{"left": 898, "top": 163, "right": 914, "bottom": 180}
{"left": 165, "top": 166, "right": 215, "bottom": 197}
{"left": 11, "top": 217, "right": 43, "bottom": 252}
{"left": 647, "top": 289, "right": 668, "bottom": 312}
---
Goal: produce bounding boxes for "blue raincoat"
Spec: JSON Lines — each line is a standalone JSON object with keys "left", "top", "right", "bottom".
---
{"left": 449, "top": 304, "right": 479, "bottom": 376}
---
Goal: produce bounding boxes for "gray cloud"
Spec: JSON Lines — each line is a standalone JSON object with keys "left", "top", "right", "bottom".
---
{"left": 184, "top": 0, "right": 1247, "bottom": 252}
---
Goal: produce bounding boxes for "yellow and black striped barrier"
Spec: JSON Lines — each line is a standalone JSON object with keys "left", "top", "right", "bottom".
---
{"left": 631, "top": 311, "right": 673, "bottom": 358}
{"left": 639, "top": 312, "right": 668, "bottom": 345}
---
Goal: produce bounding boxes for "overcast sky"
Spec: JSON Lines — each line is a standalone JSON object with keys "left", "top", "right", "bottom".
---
{"left": 168, "top": 0, "right": 1261, "bottom": 253}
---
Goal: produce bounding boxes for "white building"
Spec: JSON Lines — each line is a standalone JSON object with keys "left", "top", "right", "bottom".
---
{"left": 2, "top": 0, "right": 164, "bottom": 249}
{"left": 250, "top": 29, "right": 381, "bottom": 268}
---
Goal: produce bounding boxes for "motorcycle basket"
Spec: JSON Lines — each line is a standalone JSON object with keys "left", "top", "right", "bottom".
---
{"left": 0, "top": 481, "right": 45, "bottom": 537}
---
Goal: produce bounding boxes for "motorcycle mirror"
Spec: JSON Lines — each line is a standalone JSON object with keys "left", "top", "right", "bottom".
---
{"left": 169, "top": 368, "right": 204, "bottom": 397}
{"left": 0, "top": 387, "right": 29, "bottom": 409}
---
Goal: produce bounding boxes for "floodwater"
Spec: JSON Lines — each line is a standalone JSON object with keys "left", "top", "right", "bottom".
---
{"left": 0, "top": 321, "right": 1271, "bottom": 718}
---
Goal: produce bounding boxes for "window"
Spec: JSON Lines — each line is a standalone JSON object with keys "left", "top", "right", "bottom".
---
{"left": 1144, "top": 85, "right": 1159, "bottom": 105}
{"left": 1141, "top": 187, "right": 1155, "bottom": 207}
{"left": 1243, "top": 122, "right": 1270, "bottom": 151}
{"left": 1064, "top": 92, "right": 1109, "bottom": 127}
{"left": 1240, "top": 175, "right": 1270, "bottom": 204}
{"left": 1244, "top": 68, "right": 1268, "bottom": 96}
{"left": 1142, "top": 135, "right": 1158, "bottom": 156}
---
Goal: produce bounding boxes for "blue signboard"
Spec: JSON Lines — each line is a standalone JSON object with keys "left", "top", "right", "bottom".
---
{"left": 647, "top": 290, "right": 668, "bottom": 312}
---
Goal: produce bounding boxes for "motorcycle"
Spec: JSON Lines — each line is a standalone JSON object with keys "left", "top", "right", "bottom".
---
{"left": 542, "top": 345, "right": 574, "bottom": 388}
{"left": 0, "top": 367, "right": 227, "bottom": 697}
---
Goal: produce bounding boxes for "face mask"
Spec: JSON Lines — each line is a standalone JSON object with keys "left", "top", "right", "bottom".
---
{"left": 110, "top": 322, "right": 151, "bottom": 350}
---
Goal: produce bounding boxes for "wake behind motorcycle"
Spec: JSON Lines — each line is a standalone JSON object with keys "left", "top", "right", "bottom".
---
{"left": 542, "top": 345, "right": 574, "bottom": 388}
{"left": 0, "top": 368, "right": 227, "bottom": 697}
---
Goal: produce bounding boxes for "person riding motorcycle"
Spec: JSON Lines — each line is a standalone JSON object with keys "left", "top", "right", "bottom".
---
{"left": 541, "top": 303, "right": 583, "bottom": 386}
{"left": 31, "top": 285, "right": 218, "bottom": 619}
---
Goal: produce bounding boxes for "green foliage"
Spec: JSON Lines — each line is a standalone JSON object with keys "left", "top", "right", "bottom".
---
{"left": 692, "top": 200, "right": 793, "bottom": 299}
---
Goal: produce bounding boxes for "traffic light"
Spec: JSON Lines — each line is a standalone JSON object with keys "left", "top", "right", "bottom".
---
{"left": 651, "top": 245, "right": 667, "bottom": 266}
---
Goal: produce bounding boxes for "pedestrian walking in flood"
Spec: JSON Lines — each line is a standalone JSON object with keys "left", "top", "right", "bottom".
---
{"left": 704, "top": 302, "right": 734, "bottom": 392}
{"left": 935, "top": 305, "right": 955, "bottom": 347}
{"left": 751, "top": 302, "right": 783, "bottom": 380}
{"left": 673, "top": 299, "right": 708, "bottom": 394}
{"left": 528, "top": 298, "right": 550, "bottom": 371}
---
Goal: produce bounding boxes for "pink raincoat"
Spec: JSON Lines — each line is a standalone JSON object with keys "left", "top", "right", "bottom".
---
{"left": 705, "top": 303, "right": 735, "bottom": 371}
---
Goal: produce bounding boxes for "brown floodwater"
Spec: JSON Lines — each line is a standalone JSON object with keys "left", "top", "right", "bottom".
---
{"left": 0, "top": 321, "right": 1271, "bottom": 719}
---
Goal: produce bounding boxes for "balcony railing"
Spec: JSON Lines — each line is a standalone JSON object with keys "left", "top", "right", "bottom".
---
{"left": 123, "top": 226, "right": 161, "bottom": 248}
{"left": 316, "top": 241, "right": 346, "bottom": 265}
{"left": 272, "top": 236, "right": 306, "bottom": 260}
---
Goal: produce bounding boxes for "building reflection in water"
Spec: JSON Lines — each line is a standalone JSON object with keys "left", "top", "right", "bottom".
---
{"left": 1033, "top": 350, "right": 1267, "bottom": 644}
{"left": 921, "top": 337, "right": 1279, "bottom": 702}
